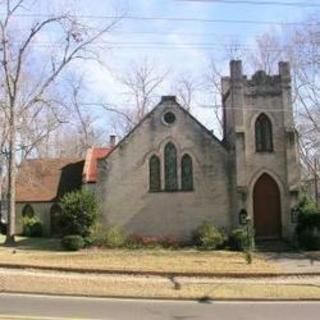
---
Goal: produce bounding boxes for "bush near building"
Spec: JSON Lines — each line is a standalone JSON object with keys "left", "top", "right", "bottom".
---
{"left": 22, "top": 216, "right": 43, "bottom": 237}
{"left": 295, "top": 196, "right": 320, "bottom": 250}
{"left": 61, "top": 235, "right": 85, "bottom": 251}
{"left": 60, "top": 189, "right": 98, "bottom": 240}
{"left": 192, "top": 221, "right": 225, "bottom": 250}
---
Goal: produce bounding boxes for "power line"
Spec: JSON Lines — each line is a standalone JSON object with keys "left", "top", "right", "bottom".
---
{"left": 178, "top": 0, "right": 320, "bottom": 8}
{"left": 4, "top": 28, "right": 265, "bottom": 42}
{"left": 14, "top": 40, "right": 285, "bottom": 53}
{"left": 1, "top": 27, "right": 291, "bottom": 53}
{"left": 80, "top": 102, "right": 293, "bottom": 112}
{"left": 3, "top": 29, "right": 266, "bottom": 41}
{"left": 28, "top": 40, "right": 280, "bottom": 47}
{"left": 0, "top": 13, "right": 316, "bottom": 26}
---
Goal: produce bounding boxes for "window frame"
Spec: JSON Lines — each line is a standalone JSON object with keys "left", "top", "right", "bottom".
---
{"left": 255, "top": 113, "right": 274, "bottom": 153}
{"left": 164, "top": 142, "right": 178, "bottom": 191}
{"left": 181, "top": 154, "right": 194, "bottom": 191}
{"left": 22, "top": 204, "right": 35, "bottom": 218}
{"left": 149, "top": 154, "right": 161, "bottom": 192}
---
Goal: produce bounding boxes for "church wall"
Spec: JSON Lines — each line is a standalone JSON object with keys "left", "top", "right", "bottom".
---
{"left": 97, "top": 98, "right": 232, "bottom": 241}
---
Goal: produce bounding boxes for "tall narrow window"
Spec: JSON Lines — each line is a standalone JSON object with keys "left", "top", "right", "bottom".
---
{"left": 22, "top": 204, "right": 34, "bottom": 218}
{"left": 181, "top": 154, "right": 193, "bottom": 191}
{"left": 164, "top": 142, "right": 178, "bottom": 191}
{"left": 255, "top": 113, "right": 273, "bottom": 152}
{"left": 149, "top": 155, "right": 161, "bottom": 192}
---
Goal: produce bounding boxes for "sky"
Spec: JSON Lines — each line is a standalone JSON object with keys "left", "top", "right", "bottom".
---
{"left": 6, "top": 0, "right": 319, "bottom": 137}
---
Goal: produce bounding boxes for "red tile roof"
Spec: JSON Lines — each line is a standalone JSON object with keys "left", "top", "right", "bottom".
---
{"left": 83, "top": 147, "right": 112, "bottom": 183}
{"left": 16, "top": 158, "right": 84, "bottom": 202}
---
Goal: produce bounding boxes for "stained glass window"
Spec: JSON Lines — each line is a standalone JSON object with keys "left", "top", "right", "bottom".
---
{"left": 255, "top": 113, "right": 273, "bottom": 152}
{"left": 149, "top": 155, "right": 161, "bottom": 192}
{"left": 181, "top": 154, "right": 193, "bottom": 191}
{"left": 164, "top": 142, "right": 178, "bottom": 191}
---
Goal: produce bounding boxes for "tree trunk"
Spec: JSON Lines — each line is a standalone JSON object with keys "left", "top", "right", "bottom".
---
{"left": 5, "top": 103, "right": 16, "bottom": 245}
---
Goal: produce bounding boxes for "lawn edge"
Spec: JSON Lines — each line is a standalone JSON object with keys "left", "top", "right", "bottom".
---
{"left": 1, "top": 262, "right": 320, "bottom": 278}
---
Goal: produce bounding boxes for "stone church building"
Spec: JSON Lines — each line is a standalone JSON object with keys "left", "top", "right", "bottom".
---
{"left": 96, "top": 60, "right": 300, "bottom": 240}
{"left": 13, "top": 60, "right": 300, "bottom": 240}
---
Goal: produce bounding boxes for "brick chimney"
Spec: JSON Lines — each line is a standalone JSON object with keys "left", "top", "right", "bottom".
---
{"left": 160, "top": 96, "right": 177, "bottom": 103}
{"left": 109, "top": 135, "right": 116, "bottom": 147}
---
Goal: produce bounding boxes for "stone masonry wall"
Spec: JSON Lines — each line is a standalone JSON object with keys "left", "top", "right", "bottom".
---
{"left": 223, "top": 61, "right": 300, "bottom": 238}
{"left": 97, "top": 98, "right": 232, "bottom": 241}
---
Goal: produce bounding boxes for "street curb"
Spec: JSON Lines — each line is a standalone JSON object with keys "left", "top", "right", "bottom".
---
{"left": 1, "top": 263, "right": 320, "bottom": 278}
{"left": 2, "top": 290, "right": 320, "bottom": 302}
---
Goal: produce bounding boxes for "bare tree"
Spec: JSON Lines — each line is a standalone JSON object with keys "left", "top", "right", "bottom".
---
{"left": 115, "top": 58, "right": 169, "bottom": 129}
{"left": 279, "top": 18, "right": 320, "bottom": 174}
{"left": 51, "top": 79, "right": 105, "bottom": 157}
{"left": 202, "top": 57, "right": 225, "bottom": 137}
{"left": 223, "top": 38, "right": 247, "bottom": 62}
{"left": 0, "top": 0, "right": 121, "bottom": 244}
{"left": 249, "top": 31, "right": 284, "bottom": 74}
{"left": 174, "top": 74, "right": 202, "bottom": 112}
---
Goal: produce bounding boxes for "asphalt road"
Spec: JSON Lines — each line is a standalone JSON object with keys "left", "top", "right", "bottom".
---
{"left": 0, "top": 293, "right": 320, "bottom": 320}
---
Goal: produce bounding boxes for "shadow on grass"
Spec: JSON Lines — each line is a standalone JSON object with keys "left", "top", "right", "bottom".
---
{"left": 0, "top": 235, "right": 62, "bottom": 251}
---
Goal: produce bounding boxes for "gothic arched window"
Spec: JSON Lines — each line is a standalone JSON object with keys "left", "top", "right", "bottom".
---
{"left": 181, "top": 154, "right": 193, "bottom": 191}
{"left": 149, "top": 155, "right": 161, "bottom": 192}
{"left": 255, "top": 113, "right": 273, "bottom": 152}
{"left": 22, "top": 204, "right": 34, "bottom": 218}
{"left": 164, "top": 142, "right": 178, "bottom": 191}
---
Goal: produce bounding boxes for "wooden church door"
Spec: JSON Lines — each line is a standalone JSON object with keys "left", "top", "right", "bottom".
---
{"left": 253, "top": 173, "right": 282, "bottom": 239}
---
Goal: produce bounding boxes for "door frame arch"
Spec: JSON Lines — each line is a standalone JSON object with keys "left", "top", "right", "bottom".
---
{"left": 248, "top": 169, "right": 285, "bottom": 239}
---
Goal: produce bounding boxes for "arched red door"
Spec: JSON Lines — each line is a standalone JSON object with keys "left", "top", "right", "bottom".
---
{"left": 253, "top": 173, "right": 282, "bottom": 238}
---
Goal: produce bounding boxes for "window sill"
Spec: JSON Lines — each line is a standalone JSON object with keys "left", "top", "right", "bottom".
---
{"left": 149, "top": 189, "right": 194, "bottom": 193}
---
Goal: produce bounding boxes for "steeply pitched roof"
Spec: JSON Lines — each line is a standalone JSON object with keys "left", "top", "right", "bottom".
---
{"left": 16, "top": 158, "right": 84, "bottom": 202}
{"left": 83, "top": 147, "right": 112, "bottom": 183}
{"left": 98, "top": 96, "right": 227, "bottom": 162}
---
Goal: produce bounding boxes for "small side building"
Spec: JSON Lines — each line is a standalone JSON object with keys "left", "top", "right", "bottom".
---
{"left": 15, "top": 158, "right": 84, "bottom": 236}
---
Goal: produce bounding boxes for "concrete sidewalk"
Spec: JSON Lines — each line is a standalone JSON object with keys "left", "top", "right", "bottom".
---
{"left": 262, "top": 252, "right": 320, "bottom": 273}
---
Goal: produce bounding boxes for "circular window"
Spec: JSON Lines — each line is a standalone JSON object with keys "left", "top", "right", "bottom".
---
{"left": 163, "top": 111, "right": 176, "bottom": 125}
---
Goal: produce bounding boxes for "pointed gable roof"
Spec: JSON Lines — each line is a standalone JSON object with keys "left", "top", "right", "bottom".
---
{"left": 99, "top": 96, "right": 227, "bottom": 161}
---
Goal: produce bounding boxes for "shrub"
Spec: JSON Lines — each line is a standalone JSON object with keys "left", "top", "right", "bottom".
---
{"left": 244, "top": 251, "right": 253, "bottom": 264}
{"left": 61, "top": 235, "right": 85, "bottom": 251}
{"left": 229, "top": 227, "right": 254, "bottom": 251}
{"left": 192, "top": 222, "right": 225, "bottom": 250}
{"left": 125, "top": 234, "right": 179, "bottom": 249}
{"left": 160, "top": 236, "right": 179, "bottom": 249}
{"left": 297, "top": 229, "right": 320, "bottom": 250}
{"left": 60, "top": 189, "right": 98, "bottom": 238}
{"left": 295, "top": 196, "right": 320, "bottom": 250}
{"left": 126, "top": 234, "right": 161, "bottom": 249}
{"left": 102, "top": 226, "right": 127, "bottom": 248}
{"left": 22, "top": 216, "right": 43, "bottom": 237}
